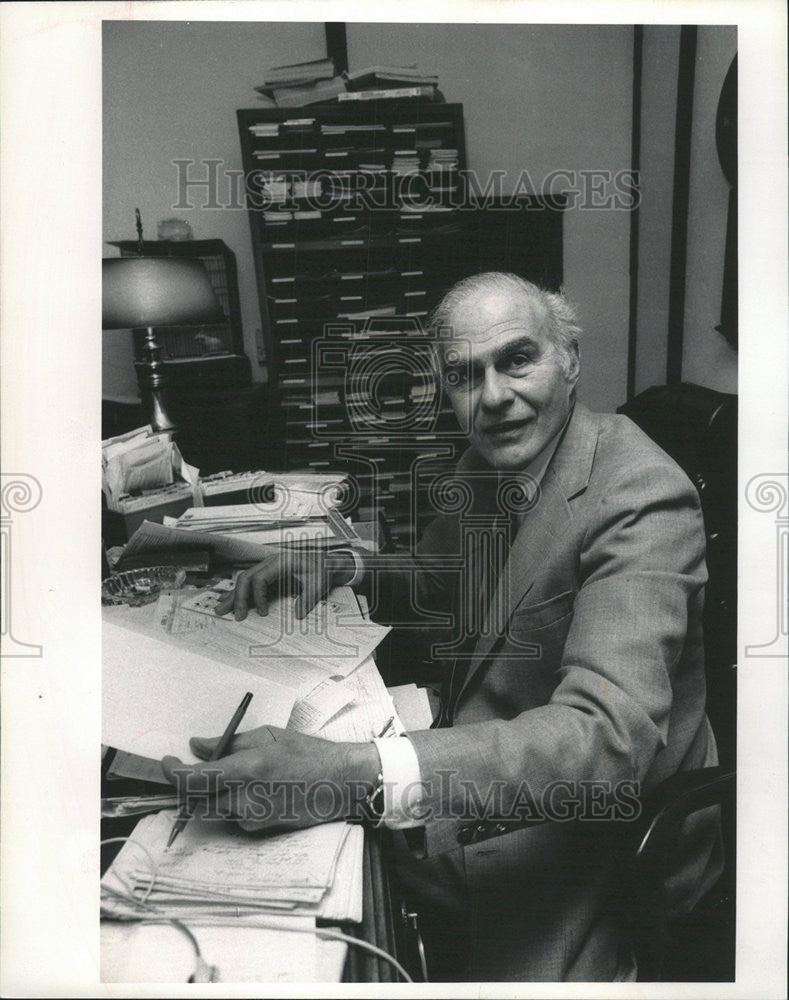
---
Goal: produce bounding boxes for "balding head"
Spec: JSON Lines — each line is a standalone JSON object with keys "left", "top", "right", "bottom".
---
{"left": 429, "top": 272, "right": 582, "bottom": 378}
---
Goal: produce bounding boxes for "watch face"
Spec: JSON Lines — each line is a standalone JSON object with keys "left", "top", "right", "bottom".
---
{"left": 361, "top": 774, "right": 386, "bottom": 824}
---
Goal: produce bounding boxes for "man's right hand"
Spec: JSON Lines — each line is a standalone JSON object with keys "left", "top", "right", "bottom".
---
{"left": 214, "top": 548, "right": 359, "bottom": 622}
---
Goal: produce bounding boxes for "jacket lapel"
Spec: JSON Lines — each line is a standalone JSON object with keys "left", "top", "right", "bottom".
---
{"left": 455, "top": 403, "right": 600, "bottom": 700}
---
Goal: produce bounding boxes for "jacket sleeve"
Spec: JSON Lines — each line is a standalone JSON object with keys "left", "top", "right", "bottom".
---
{"left": 407, "top": 461, "right": 709, "bottom": 856}
{"left": 357, "top": 512, "right": 462, "bottom": 627}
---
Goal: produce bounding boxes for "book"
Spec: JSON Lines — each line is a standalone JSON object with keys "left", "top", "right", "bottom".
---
{"left": 345, "top": 65, "right": 439, "bottom": 89}
{"left": 256, "top": 57, "right": 336, "bottom": 92}
{"left": 272, "top": 76, "right": 347, "bottom": 108}
{"left": 338, "top": 86, "right": 438, "bottom": 102}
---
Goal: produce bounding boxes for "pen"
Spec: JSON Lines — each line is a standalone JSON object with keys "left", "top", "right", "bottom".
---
{"left": 166, "top": 691, "right": 254, "bottom": 848}
{"left": 377, "top": 716, "right": 395, "bottom": 739}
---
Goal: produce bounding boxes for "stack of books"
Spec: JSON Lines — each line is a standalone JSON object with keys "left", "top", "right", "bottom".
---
{"left": 254, "top": 60, "right": 441, "bottom": 107}
{"left": 340, "top": 65, "right": 441, "bottom": 102}
{"left": 255, "top": 57, "right": 347, "bottom": 107}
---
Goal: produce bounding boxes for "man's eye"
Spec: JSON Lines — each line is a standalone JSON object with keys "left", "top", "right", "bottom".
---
{"left": 504, "top": 353, "right": 532, "bottom": 373}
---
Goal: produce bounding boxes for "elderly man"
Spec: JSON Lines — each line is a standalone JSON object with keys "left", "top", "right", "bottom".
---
{"left": 163, "top": 272, "right": 721, "bottom": 982}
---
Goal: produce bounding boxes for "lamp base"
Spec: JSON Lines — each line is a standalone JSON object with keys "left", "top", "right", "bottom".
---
{"left": 134, "top": 326, "right": 179, "bottom": 435}
{"left": 144, "top": 387, "right": 179, "bottom": 435}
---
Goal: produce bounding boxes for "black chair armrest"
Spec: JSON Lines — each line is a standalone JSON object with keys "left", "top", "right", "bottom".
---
{"left": 635, "top": 766, "right": 735, "bottom": 871}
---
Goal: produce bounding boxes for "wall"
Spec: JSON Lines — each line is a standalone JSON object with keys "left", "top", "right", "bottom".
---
{"left": 634, "top": 25, "right": 738, "bottom": 396}
{"left": 682, "top": 26, "right": 738, "bottom": 392}
{"left": 634, "top": 26, "right": 680, "bottom": 393}
{"left": 103, "top": 20, "right": 326, "bottom": 396}
{"left": 348, "top": 23, "right": 634, "bottom": 413}
{"left": 104, "top": 23, "right": 735, "bottom": 409}
{"left": 103, "top": 21, "right": 635, "bottom": 412}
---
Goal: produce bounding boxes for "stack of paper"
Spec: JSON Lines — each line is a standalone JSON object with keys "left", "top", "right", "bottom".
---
{"left": 344, "top": 65, "right": 439, "bottom": 90}
{"left": 102, "top": 617, "right": 297, "bottom": 762}
{"left": 101, "top": 792, "right": 179, "bottom": 818}
{"left": 102, "top": 812, "right": 364, "bottom": 923}
{"left": 102, "top": 568, "right": 407, "bottom": 986}
{"left": 427, "top": 147, "right": 459, "bottom": 170}
{"left": 388, "top": 683, "right": 435, "bottom": 731}
{"left": 102, "top": 583, "right": 393, "bottom": 766}
{"left": 102, "top": 426, "right": 199, "bottom": 512}
{"left": 173, "top": 503, "right": 356, "bottom": 545}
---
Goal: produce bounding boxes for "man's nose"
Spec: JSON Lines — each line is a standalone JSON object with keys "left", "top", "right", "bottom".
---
{"left": 479, "top": 368, "right": 512, "bottom": 410}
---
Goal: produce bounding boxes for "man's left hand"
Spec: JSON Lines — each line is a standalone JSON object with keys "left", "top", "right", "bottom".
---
{"left": 161, "top": 726, "right": 380, "bottom": 832}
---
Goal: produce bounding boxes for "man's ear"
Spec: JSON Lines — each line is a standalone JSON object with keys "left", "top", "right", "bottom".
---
{"left": 565, "top": 344, "right": 581, "bottom": 388}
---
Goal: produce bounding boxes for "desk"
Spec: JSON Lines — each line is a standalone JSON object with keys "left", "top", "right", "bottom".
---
{"left": 101, "top": 747, "right": 406, "bottom": 982}
{"left": 100, "top": 587, "right": 415, "bottom": 981}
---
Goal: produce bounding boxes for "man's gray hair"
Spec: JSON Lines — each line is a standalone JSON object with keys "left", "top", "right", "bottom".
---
{"left": 428, "top": 272, "right": 582, "bottom": 375}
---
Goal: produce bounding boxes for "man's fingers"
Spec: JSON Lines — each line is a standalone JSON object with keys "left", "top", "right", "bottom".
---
{"left": 161, "top": 755, "right": 225, "bottom": 790}
{"left": 251, "top": 573, "right": 269, "bottom": 616}
{"left": 213, "top": 558, "right": 282, "bottom": 621}
{"left": 233, "top": 576, "right": 252, "bottom": 621}
{"left": 189, "top": 735, "right": 219, "bottom": 759}
{"left": 294, "top": 572, "right": 326, "bottom": 619}
{"left": 213, "top": 590, "right": 235, "bottom": 615}
{"left": 161, "top": 754, "right": 184, "bottom": 785}
{"left": 189, "top": 725, "right": 280, "bottom": 760}
{"left": 227, "top": 725, "right": 282, "bottom": 750}
{"left": 161, "top": 752, "right": 246, "bottom": 794}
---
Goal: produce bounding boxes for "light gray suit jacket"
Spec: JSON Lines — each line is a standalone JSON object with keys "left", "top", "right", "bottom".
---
{"left": 373, "top": 402, "right": 722, "bottom": 980}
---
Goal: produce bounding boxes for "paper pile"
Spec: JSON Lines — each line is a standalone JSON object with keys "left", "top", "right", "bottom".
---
{"left": 102, "top": 425, "right": 200, "bottom": 513}
{"left": 102, "top": 583, "right": 394, "bottom": 773}
{"left": 173, "top": 503, "right": 357, "bottom": 547}
{"left": 102, "top": 812, "right": 364, "bottom": 923}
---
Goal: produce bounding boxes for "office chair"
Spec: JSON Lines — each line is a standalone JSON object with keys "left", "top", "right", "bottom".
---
{"left": 618, "top": 382, "right": 738, "bottom": 981}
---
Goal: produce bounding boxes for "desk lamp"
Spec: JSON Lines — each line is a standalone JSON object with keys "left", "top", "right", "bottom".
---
{"left": 102, "top": 211, "right": 224, "bottom": 433}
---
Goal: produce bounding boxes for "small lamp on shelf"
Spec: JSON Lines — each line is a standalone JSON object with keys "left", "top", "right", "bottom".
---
{"left": 102, "top": 211, "right": 224, "bottom": 434}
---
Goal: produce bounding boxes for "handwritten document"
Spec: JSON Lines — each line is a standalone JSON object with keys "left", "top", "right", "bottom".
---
{"left": 102, "top": 811, "right": 359, "bottom": 918}
{"left": 288, "top": 676, "right": 356, "bottom": 734}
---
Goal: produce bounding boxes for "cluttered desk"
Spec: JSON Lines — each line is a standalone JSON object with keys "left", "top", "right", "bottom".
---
{"left": 100, "top": 426, "right": 431, "bottom": 983}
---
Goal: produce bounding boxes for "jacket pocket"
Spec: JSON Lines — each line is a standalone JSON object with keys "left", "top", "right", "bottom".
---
{"left": 508, "top": 589, "right": 575, "bottom": 635}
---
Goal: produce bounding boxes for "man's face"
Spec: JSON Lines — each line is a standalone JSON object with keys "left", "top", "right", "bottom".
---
{"left": 442, "top": 289, "right": 580, "bottom": 471}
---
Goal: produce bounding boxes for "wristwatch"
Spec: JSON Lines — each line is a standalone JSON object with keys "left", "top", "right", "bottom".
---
{"left": 358, "top": 770, "right": 385, "bottom": 827}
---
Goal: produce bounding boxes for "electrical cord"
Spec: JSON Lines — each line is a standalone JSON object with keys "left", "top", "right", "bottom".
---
{"left": 101, "top": 837, "right": 218, "bottom": 981}
{"left": 100, "top": 835, "right": 414, "bottom": 983}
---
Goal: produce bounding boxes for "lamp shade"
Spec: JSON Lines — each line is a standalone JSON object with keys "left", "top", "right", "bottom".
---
{"left": 102, "top": 256, "right": 225, "bottom": 329}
